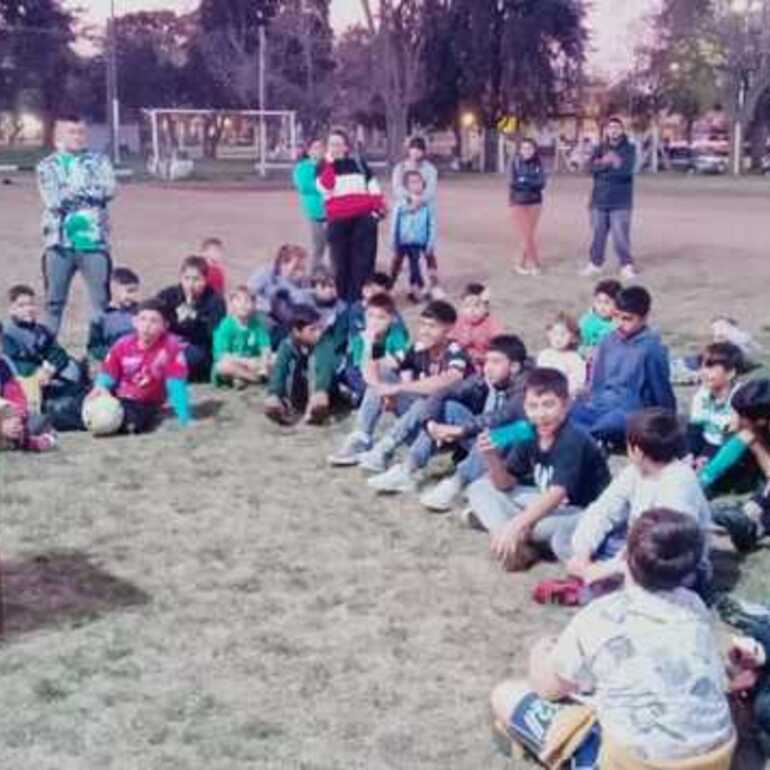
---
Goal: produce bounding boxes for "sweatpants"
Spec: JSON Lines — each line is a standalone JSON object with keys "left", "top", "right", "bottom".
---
{"left": 43, "top": 247, "right": 111, "bottom": 336}
{"left": 589, "top": 208, "right": 632, "bottom": 268}
{"left": 327, "top": 215, "right": 378, "bottom": 303}
{"left": 466, "top": 479, "right": 582, "bottom": 556}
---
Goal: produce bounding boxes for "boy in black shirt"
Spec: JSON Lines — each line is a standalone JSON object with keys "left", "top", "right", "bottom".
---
{"left": 466, "top": 368, "right": 610, "bottom": 571}
{"left": 329, "top": 300, "right": 472, "bottom": 471}
{"left": 157, "top": 255, "right": 226, "bottom": 382}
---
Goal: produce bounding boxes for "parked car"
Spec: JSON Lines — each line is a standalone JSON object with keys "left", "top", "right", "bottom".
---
{"left": 693, "top": 148, "right": 728, "bottom": 175}
{"left": 668, "top": 145, "right": 695, "bottom": 173}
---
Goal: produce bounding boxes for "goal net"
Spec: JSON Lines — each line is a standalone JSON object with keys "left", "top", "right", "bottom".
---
{"left": 141, "top": 108, "right": 298, "bottom": 180}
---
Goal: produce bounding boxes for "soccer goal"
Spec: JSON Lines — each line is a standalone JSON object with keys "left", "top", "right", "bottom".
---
{"left": 141, "top": 108, "right": 298, "bottom": 180}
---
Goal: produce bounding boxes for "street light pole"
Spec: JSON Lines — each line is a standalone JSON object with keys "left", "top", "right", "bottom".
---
{"left": 258, "top": 22, "right": 267, "bottom": 178}
{"left": 106, "top": 0, "right": 120, "bottom": 166}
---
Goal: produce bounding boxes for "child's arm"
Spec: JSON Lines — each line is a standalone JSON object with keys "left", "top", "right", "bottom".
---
{"left": 165, "top": 378, "right": 191, "bottom": 426}
{"left": 644, "top": 345, "right": 677, "bottom": 411}
{"left": 211, "top": 317, "right": 232, "bottom": 365}
{"left": 267, "top": 343, "right": 291, "bottom": 399}
{"left": 36, "top": 159, "right": 65, "bottom": 212}
{"left": 745, "top": 430, "right": 770, "bottom": 479}
{"left": 569, "top": 468, "right": 634, "bottom": 562}
{"left": 477, "top": 430, "right": 518, "bottom": 491}
{"left": 391, "top": 162, "right": 406, "bottom": 201}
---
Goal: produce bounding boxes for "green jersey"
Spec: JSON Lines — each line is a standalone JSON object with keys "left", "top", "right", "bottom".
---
{"left": 212, "top": 314, "right": 271, "bottom": 385}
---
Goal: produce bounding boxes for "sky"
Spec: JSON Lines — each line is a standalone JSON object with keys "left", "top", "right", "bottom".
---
{"left": 76, "top": 0, "right": 657, "bottom": 78}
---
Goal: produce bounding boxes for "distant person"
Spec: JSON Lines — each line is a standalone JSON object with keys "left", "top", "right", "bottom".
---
{"left": 392, "top": 136, "right": 442, "bottom": 294}
{"left": 509, "top": 138, "right": 546, "bottom": 276}
{"left": 200, "top": 237, "right": 228, "bottom": 296}
{"left": 292, "top": 138, "right": 327, "bottom": 271}
{"left": 581, "top": 117, "right": 637, "bottom": 281}
{"left": 317, "top": 129, "right": 385, "bottom": 304}
{"left": 37, "top": 112, "right": 116, "bottom": 337}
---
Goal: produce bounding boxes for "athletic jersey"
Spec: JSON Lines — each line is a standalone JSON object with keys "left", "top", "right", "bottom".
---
{"left": 102, "top": 333, "right": 188, "bottom": 405}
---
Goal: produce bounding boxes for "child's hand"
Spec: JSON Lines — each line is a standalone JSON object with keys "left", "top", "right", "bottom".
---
{"left": 476, "top": 430, "right": 497, "bottom": 455}
{"left": 86, "top": 386, "right": 110, "bottom": 401}
{"left": 38, "top": 364, "right": 55, "bottom": 386}
{"left": 374, "top": 382, "right": 400, "bottom": 398}
{"left": 491, "top": 517, "right": 530, "bottom": 565}
{"left": 566, "top": 555, "right": 592, "bottom": 580}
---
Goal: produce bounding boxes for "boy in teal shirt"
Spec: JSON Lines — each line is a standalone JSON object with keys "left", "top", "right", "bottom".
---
{"left": 212, "top": 286, "right": 271, "bottom": 388}
{"left": 578, "top": 279, "right": 620, "bottom": 354}
{"left": 292, "top": 139, "right": 327, "bottom": 271}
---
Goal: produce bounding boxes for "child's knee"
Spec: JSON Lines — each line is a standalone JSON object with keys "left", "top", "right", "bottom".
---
{"left": 490, "top": 679, "right": 531, "bottom": 726}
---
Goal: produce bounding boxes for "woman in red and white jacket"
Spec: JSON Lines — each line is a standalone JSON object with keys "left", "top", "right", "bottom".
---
{"left": 317, "top": 129, "right": 385, "bottom": 303}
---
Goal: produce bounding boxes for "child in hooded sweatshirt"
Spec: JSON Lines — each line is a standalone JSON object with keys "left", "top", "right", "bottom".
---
{"left": 449, "top": 283, "right": 504, "bottom": 372}
{"left": 247, "top": 243, "right": 310, "bottom": 349}
{"left": 570, "top": 285, "right": 675, "bottom": 446}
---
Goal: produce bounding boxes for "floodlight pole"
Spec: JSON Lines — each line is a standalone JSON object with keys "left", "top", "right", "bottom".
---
{"left": 106, "top": 0, "right": 121, "bottom": 166}
{"left": 258, "top": 22, "right": 267, "bottom": 178}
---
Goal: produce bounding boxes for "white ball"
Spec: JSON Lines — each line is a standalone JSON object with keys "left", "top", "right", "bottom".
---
{"left": 82, "top": 394, "right": 125, "bottom": 437}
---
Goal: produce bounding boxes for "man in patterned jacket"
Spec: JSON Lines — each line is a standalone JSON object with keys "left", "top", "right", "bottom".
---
{"left": 37, "top": 113, "right": 117, "bottom": 338}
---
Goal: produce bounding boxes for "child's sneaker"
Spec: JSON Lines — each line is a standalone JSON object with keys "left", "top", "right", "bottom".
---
{"left": 368, "top": 462, "right": 418, "bottom": 494}
{"left": 358, "top": 441, "right": 393, "bottom": 473}
{"left": 27, "top": 432, "right": 58, "bottom": 452}
{"left": 428, "top": 285, "right": 446, "bottom": 301}
{"left": 420, "top": 473, "right": 464, "bottom": 512}
{"left": 620, "top": 264, "right": 638, "bottom": 281}
{"left": 328, "top": 431, "right": 371, "bottom": 466}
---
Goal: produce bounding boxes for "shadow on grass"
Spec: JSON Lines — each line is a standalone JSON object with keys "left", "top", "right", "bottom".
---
{"left": 2, "top": 550, "right": 150, "bottom": 637}
{"left": 710, "top": 546, "right": 743, "bottom": 595}
{"left": 192, "top": 397, "right": 225, "bottom": 420}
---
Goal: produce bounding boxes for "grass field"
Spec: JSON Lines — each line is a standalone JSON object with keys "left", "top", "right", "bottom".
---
{"left": 0, "top": 171, "right": 769, "bottom": 770}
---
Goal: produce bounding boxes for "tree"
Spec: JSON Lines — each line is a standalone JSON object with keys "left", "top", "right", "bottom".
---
{"left": 0, "top": 0, "right": 78, "bottom": 145}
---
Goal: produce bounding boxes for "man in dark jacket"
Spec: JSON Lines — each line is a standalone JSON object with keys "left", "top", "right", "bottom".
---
{"left": 581, "top": 117, "right": 637, "bottom": 280}
{"left": 570, "top": 286, "right": 675, "bottom": 445}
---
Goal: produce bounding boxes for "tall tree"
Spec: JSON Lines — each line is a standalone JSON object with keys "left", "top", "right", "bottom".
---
{"left": 0, "top": 0, "right": 77, "bottom": 145}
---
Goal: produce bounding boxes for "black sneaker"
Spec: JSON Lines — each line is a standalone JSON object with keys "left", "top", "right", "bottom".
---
{"left": 713, "top": 506, "right": 759, "bottom": 553}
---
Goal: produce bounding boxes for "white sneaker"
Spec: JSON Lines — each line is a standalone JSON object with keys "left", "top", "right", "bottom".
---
{"left": 579, "top": 263, "right": 602, "bottom": 277}
{"left": 368, "top": 463, "right": 418, "bottom": 494}
{"left": 328, "top": 431, "right": 371, "bottom": 466}
{"left": 619, "top": 264, "right": 638, "bottom": 281}
{"left": 429, "top": 285, "right": 447, "bottom": 301}
{"left": 358, "top": 442, "right": 391, "bottom": 473}
{"left": 420, "top": 474, "right": 464, "bottom": 512}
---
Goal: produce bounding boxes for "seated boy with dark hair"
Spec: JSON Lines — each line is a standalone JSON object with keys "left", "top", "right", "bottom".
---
{"left": 563, "top": 408, "right": 713, "bottom": 592}
{"left": 339, "top": 292, "right": 410, "bottom": 408}
{"left": 88, "top": 298, "right": 191, "bottom": 433}
{"left": 491, "top": 508, "right": 735, "bottom": 770}
{"left": 466, "top": 368, "right": 611, "bottom": 572}
{"left": 710, "top": 378, "right": 770, "bottom": 553}
{"left": 347, "top": 271, "right": 408, "bottom": 339}
{"left": 367, "top": 334, "right": 530, "bottom": 501}
{"left": 87, "top": 267, "right": 141, "bottom": 361}
{"left": 212, "top": 286, "right": 271, "bottom": 388}
{"left": 571, "top": 285, "right": 675, "bottom": 445}
{"left": 2, "top": 284, "right": 89, "bottom": 431}
{"left": 0, "top": 331, "right": 57, "bottom": 452}
{"left": 329, "top": 299, "right": 472, "bottom": 470}
{"left": 265, "top": 304, "right": 332, "bottom": 425}
{"left": 157, "top": 255, "right": 226, "bottom": 382}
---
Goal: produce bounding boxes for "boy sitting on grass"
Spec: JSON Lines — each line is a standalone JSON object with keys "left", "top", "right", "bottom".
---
{"left": 562, "top": 408, "right": 713, "bottom": 593}
{"left": 2, "top": 284, "right": 89, "bottom": 430}
{"left": 87, "top": 267, "right": 141, "bottom": 362}
{"left": 212, "top": 286, "right": 272, "bottom": 388}
{"left": 710, "top": 378, "right": 770, "bottom": 553}
{"left": 571, "top": 285, "right": 675, "bottom": 446}
{"left": 88, "top": 298, "right": 191, "bottom": 433}
{"left": 264, "top": 304, "right": 332, "bottom": 425}
{"left": 157, "top": 255, "right": 226, "bottom": 382}
{"left": 449, "top": 283, "right": 504, "bottom": 372}
{"left": 367, "top": 334, "right": 529, "bottom": 500}
{"left": 491, "top": 508, "right": 735, "bottom": 770}
{"left": 0, "top": 341, "right": 57, "bottom": 452}
{"left": 339, "top": 293, "right": 410, "bottom": 408}
{"left": 328, "top": 300, "right": 472, "bottom": 470}
{"left": 578, "top": 278, "right": 620, "bottom": 355}
{"left": 465, "top": 368, "right": 610, "bottom": 572}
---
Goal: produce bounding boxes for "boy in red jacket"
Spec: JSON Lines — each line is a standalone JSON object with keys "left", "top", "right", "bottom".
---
{"left": 449, "top": 283, "right": 504, "bottom": 371}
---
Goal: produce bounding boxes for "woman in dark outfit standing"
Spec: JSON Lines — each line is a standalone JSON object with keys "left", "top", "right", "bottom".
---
{"left": 509, "top": 138, "right": 546, "bottom": 276}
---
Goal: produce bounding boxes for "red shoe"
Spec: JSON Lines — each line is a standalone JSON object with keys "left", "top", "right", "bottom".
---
{"left": 532, "top": 577, "right": 585, "bottom": 606}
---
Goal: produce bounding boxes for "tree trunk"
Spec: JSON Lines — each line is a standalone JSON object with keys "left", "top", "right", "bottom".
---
{"left": 749, "top": 117, "right": 768, "bottom": 172}
{"left": 386, "top": 100, "right": 408, "bottom": 164}
{"left": 482, "top": 126, "right": 498, "bottom": 173}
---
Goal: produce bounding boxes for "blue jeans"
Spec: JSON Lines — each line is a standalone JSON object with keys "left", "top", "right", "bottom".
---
{"left": 589, "top": 208, "right": 632, "bottom": 268}
{"left": 407, "top": 401, "right": 486, "bottom": 482}
{"left": 356, "top": 371, "right": 423, "bottom": 448}
{"left": 570, "top": 399, "right": 627, "bottom": 444}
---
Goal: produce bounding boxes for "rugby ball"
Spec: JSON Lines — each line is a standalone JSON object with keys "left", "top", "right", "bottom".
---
{"left": 82, "top": 394, "right": 124, "bottom": 437}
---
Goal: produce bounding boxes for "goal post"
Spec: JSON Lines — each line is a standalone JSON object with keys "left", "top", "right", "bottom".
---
{"left": 141, "top": 108, "right": 298, "bottom": 179}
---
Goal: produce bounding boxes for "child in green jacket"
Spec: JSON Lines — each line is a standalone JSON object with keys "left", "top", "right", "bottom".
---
{"left": 212, "top": 286, "right": 272, "bottom": 388}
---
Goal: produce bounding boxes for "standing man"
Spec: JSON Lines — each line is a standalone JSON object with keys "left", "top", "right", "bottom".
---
{"left": 581, "top": 117, "right": 637, "bottom": 281}
{"left": 37, "top": 113, "right": 116, "bottom": 338}
{"left": 392, "top": 136, "right": 443, "bottom": 295}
